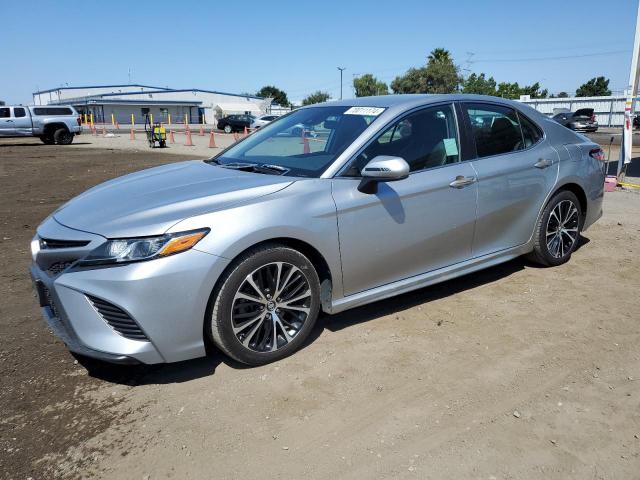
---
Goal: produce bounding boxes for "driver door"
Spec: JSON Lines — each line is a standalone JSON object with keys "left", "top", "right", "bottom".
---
{"left": 331, "top": 104, "right": 478, "bottom": 296}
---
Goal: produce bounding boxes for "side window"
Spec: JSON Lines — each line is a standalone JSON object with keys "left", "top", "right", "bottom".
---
{"left": 0, "top": 108, "right": 11, "bottom": 118}
{"left": 344, "top": 104, "right": 460, "bottom": 175}
{"left": 518, "top": 113, "right": 542, "bottom": 148}
{"left": 14, "top": 107, "right": 26, "bottom": 118}
{"left": 465, "top": 103, "right": 522, "bottom": 158}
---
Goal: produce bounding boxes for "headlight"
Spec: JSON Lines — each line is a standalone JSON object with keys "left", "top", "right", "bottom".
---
{"left": 79, "top": 228, "right": 209, "bottom": 266}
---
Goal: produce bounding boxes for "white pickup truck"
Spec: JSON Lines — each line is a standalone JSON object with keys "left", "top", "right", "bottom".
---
{"left": 0, "top": 105, "right": 82, "bottom": 144}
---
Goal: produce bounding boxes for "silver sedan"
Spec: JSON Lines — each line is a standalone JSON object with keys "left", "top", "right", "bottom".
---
{"left": 30, "top": 94, "right": 605, "bottom": 366}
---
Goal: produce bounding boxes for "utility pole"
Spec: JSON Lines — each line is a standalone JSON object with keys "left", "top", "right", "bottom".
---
{"left": 620, "top": 0, "right": 640, "bottom": 177}
{"left": 337, "top": 67, "right": 346, "bottom": 100}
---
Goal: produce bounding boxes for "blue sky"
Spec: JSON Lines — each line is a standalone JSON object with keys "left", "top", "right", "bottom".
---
{"left": 1, "top": 0, "right": 636, "bottom": 104}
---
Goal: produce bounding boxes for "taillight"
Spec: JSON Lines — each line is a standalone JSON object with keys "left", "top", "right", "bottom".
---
{"left": 77, "top": 115, "right": 82, "bottom": 126}
{"left": 589, "top": 148, "right": 605, "bottom": 161}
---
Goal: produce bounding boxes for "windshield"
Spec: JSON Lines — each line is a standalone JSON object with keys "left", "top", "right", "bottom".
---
{"left": 209, "top": 106, "right": 383, "bottom": 177}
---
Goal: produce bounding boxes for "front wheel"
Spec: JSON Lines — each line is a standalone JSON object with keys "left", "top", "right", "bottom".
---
{"left": 223, "top": 124, "right": 232, "bottom": 134}
{"left": 208, "top": 245, "right": 321, "bottom": 365}
{"left": 528, "top": 190, "right": 582, "bottom": 267}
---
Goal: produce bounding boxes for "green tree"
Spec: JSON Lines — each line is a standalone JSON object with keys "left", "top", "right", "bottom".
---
{"left": 256, "top": 85, "right": 290, "bottom": 107}
{"left": 427, "top": 48, "right": 453, "bottom": 63}
{"left": 353, "top": 74, "right": 389, "bottom": 97}
{"left": 576, "top": 76, "right": 611, "bottom": 97}
{"left": 391, "top": 48, "right": 460, "bottom": 94}
{"left": 496, "top": 82, "right": 522, "bottom": 99}
{"left": 462, "top": 73, "right": 497, "bottom": 95}
{"left": 520, "top": 82, "right": 548, "bottom": 99}
{"left": 302, "top": 91, "right": 331, "bottom": 106}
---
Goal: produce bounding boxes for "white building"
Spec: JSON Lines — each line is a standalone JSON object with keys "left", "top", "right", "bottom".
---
{"left": 32, "top": 84, "right": 276, "bottom": 125}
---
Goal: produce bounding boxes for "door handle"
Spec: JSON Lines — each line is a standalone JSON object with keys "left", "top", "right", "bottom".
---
{"left": 534, "top": 158, "right": 553, "bottom": 169}
{"left": 449, "top": 175, "right": 476, "bottom": 189}
{"left": 6, "top": 120, "right": 14, "bottom": 123}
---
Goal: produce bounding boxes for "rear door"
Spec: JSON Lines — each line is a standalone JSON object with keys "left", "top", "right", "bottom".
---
{"left": 462, "top": 102, "right": 559, "bottom": 257}
{"left": 12, "top": 107, "right": 32, "bottom": 135}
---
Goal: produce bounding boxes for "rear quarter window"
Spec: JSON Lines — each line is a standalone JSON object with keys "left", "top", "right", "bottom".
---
{"left": 32, "top": 107, "right": 73, "bottom": 116}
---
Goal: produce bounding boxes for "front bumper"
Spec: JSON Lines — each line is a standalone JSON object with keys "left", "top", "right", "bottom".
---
{"left": 31, "top": 220, "right": 230, "bottom": 364}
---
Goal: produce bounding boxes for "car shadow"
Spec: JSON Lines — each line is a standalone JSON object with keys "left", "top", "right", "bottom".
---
{"left": 0, "top": 142, "right": 93, "bottom": 147}
{"left": 83, "top": 237, "right": 590, "bottom": 385}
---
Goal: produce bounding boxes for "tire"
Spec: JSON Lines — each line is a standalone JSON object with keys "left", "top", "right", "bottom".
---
{"left": 528, "top": 190, "right": 582, "bottom": 267}
{"left": 223, "top": 124, "right": 232, "bottom": 134}
{"left": 53, "top": 128, "right": 74, "bottom": 145}
{"left": 40, "top": 135, "right": 55, "bottom": 145}
{"left": 208, "top": 244, "right": 321, "bottom": 366}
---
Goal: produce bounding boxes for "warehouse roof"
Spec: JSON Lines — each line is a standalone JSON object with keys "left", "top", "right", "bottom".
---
{"left": 33, "top": 84, "right": 171, "bottom": 95}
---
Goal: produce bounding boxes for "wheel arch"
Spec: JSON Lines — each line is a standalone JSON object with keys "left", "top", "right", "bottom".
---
{"left": 553, "top": 181, "right": 588, "bottom": 223}
{"left": 208, "top": 237, "right": 335, "bottom": 317}
{"left": 202, "top": 236, "right": 335, "bottom": 354}
{"left": 44, "top": 122, "right": 69, "bottom": 135}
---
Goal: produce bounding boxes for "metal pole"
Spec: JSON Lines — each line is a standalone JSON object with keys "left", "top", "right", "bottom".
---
{"left": 619, "top": 0, "right": 640, "bottom": 177}
{"left": 337, "top": 67, "right": 346, "bottom": 100}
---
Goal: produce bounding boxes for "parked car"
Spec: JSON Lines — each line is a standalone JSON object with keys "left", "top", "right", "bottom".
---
{"left": 552, "top": 108, "right": 598, "bottom": 133}
{"left": 30, "top": 94, "right": 604, "bottom": 366}
{"left": 217, "top": 114, "right": 256, "bottom": 133}
{"left": 634, "top": 114, "right": 640, "bottom": 130}
{"left": 250, "top": 114, "right": 279, "bottom": 129}
{"left": 0, "top": 105, "right": 82, "bottom": 144}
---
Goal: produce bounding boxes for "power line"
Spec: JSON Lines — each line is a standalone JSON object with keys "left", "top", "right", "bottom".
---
{"left": 474, "top": 50, "right": 630, "bottom": 63}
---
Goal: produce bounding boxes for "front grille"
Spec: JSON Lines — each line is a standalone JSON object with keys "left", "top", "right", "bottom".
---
{"left": 86, "top": 295, "right": 149, "bottom": 341}
{"left": 40, "top": 238, "right": 90, "bottom": 249}
{"left": 47, "top": 261, "right": 74, "bottom": 275}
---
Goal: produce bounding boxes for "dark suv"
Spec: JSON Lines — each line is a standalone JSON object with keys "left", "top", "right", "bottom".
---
{"left": 217, "top": 114, "right": 255, "bottom": 133}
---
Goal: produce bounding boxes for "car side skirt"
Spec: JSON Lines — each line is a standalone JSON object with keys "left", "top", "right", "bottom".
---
{"left": 326, "top": 243, "right": 532, "bottom": 314}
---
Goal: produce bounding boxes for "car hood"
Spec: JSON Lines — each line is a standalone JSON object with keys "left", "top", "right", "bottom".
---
{"left": 53, "top": 160, "right": 294, "bottom": 238}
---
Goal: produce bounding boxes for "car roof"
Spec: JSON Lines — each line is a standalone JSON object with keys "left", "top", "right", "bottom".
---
{"left": 314, "top": 94, "right": 522, "bottom": 109}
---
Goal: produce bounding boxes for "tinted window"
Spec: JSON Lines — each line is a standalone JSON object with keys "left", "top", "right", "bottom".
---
{"left": 32, "top": 107, "right": 73, "bottom": 115}
{"left": 14, "top": 107, "right": 26, "bottom": 118}
{"left": 518, "top": 113, "right": 542, "bottom": 148}
{"left": 0, "top": 108, "right": 10, "bottom": 118}
{"left": 345, "top": 104, "right": 460, "bottom": 175}
{"left": 465, "top": 103, "right": 522, "bottom": 158}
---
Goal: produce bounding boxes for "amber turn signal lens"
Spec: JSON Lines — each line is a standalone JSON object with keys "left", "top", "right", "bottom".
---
{"left": 158, "top": 231, "right": 207, "bottom": 256}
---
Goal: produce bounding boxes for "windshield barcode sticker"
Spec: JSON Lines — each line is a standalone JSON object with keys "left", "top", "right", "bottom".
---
{"left": 344, "top": 107, "right": 385, "bottom": 116}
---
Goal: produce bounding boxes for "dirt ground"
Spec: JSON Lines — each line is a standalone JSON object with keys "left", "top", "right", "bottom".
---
{"left": 1, "top": 137, "right": 639, "bottom": 480}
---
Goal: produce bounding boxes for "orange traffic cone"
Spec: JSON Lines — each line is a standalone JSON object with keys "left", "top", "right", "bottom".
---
{"left": 208, "top": 130, "right": 217, "bottom": 148}
{"left": 168, "top": 130, "right": 175, "bottom": 144}
{"left": 130, "top": 128, "right": 135, "bottom": 140}
{"left": 199, "top": 125, "right": 205, "bottom": 136}
{"left": 303, "top": 135, "right": 310, "bottom": 154}
{"left": 185, "top": 129, "right": 194, "bottom": 146}
{"left": 243, "top": 126, "right": 248, "bottom": 137}
{"left": 115, "top": 121, "right": 120, "bottom": 130}
{"left": 102, "top": 124, "right": 107, "bottom": 136}
{"left": 233, "top": 132, "right": 239, "bottom": 142}
{"left": 92, "top": 127, "right": 97, "bottom": 136}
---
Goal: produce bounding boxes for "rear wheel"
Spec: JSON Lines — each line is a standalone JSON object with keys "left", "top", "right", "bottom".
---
{"left": 529, "top": 190, "right": 582, "bottom": 267}
{"left": 53, "top": 128, "right": 74, "bottom": 145}
{"left": 223, "top": 124, "right": 232, "bottom": 134}
{"left": 208, "top": 245, "right": 321, "bottom": 365}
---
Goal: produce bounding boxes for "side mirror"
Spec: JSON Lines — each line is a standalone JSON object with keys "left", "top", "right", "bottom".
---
{"left": 358, "top": 156, "right": 409, "bottom": 193}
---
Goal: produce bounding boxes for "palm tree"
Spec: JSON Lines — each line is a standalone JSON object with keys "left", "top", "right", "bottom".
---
{"left": 427, "top": 48, "right": 452, "bottom": 64}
